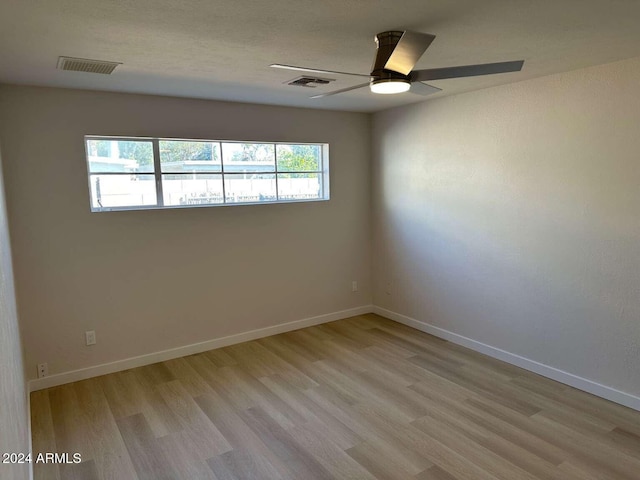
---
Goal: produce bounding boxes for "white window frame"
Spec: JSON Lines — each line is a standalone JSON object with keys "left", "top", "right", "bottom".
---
{"left": 84, "top": 136, "right": 330, "bottom": 212}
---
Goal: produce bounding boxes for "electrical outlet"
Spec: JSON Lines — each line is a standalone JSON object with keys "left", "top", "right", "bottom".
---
{"left": 37, "top": 363, "right": 48, "bottom": 378}
{"left": 352, "top": 281, "right": 358, "bottom": 292}
{"left": 385, "top": 280, "right": 393, "bottom": 295}
{"left": 85, "top": 330, "right": 96, "bottom": 346}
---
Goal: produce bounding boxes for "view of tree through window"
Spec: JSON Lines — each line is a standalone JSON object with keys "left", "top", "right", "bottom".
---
{"left": 277, "top": 144, "right": 320, "bottom": 173}
{"left": 85, "top": 137, "right": 329, "bottom": 211}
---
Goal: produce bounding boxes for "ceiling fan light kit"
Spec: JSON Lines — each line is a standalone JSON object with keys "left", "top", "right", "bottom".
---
{"left": 370, "top": 78, "right": 411, "bottom": 94}
{"left": 272, "top": 30, "right": 524, "bottom": 99}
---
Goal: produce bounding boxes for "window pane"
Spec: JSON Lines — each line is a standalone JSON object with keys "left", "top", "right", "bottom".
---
{"left": 86, "top": 139, "right": 154, "bottom": 173}
{"left": 277, "top": 173, "right": 321, "bottom": 200}
{"left": 162, "top": 174, "right": 224, "bottom": 206}
{"left": 224, "top": 174, "right": 276, "bottom": 203}
{"left": 222, "top": 143, "right": 275, "bottom": 173}
{"left": 159, "top": 140, "right": 221, "bottom": 173}
{"left": 89, "top": 174, "right": 156, "bottom": 209}
{"left": 276, "top": 144, "right": 321, "bottom": 172}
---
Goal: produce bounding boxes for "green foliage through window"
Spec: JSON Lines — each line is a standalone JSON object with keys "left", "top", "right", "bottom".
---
{"left": 277, "top": 144, "right": 320, "bottom": 172}
{"left": 160, "top": 140, "right": 218, "bottom": 163}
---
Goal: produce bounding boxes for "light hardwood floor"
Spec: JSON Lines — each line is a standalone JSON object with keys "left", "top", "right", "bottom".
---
{"left": 31, "top": 314, "right": 640, "bottom": 479}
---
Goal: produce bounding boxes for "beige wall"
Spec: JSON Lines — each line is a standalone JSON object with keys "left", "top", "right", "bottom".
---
{"left": 0, "top": 144, "right": 30, "bottom": 480}
{"left": 2, "top": 56, "right": 639, "bottom": 406}
{"left": 372, "top": 57, "right": 640, "bottom": 399}
{"left": 0, "top": 85, "right": 371, "bottom": 379}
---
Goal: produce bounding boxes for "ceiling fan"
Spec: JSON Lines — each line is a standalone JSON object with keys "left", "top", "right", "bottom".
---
{"left": 271, "top": 30, "right": 524, "bottom": 98}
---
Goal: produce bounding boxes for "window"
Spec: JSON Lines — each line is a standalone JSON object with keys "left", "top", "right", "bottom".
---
{"left": 85, "top": 136, "right": 329, "bottom": 211}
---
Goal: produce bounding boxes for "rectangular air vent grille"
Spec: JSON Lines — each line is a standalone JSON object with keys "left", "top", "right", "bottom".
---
{"left": 286, "top": 76, "right": 335, "bottom": 88}
{"left": 57, "top": 56, "right": 122, "bottom": 75}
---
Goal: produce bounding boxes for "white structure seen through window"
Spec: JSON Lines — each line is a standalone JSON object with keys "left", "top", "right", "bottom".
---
{"left": 85, "top": 136, "right": 330, "bottom": 211}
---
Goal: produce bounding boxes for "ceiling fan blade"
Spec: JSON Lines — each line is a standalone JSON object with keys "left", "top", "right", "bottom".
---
{"left": 410, "top": 82, "right": 442, "bottom": 96}
{"left": 270, "top": 64, "right": 370, "bottom": 78}
{"left": 384, "top": 31, "right": 436, "bottom": 75}
{"left": 310, "top": 82, "right": 370, "bottom": 99}
{"left": 411, "top": 60, "right": 524, "bottom": 82}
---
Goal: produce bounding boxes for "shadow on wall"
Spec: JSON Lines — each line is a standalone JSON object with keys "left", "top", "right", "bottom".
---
{"left": 376, "top": 151, "right": 639, "bottom": 389}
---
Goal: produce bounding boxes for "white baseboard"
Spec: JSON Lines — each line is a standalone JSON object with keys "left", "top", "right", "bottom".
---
{"left": 373, "top": 306, "right": 640, "bottom": 412}
{"left": 27, "top": 303, "right": 640, "bottom": 412}
{"left": 29, "top": 305, "right": 373, "bottom": 392}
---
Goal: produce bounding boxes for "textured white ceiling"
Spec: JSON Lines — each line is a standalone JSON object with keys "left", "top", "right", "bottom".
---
{"left": 1, "top": 0, "right": 640, "bottom": 112}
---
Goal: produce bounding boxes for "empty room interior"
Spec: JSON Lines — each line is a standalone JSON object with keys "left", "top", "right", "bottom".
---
{"left": 1, "top": 1, "right": 640, "bottom": 479}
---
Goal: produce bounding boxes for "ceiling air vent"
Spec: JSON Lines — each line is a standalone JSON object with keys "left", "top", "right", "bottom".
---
{"left": 286, "top": 76, "right": 335, "bottom": 88}
{"left": 57, "top": 56, "right": 122, "bottom": 75}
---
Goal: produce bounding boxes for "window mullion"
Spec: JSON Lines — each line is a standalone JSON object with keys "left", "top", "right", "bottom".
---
{"left": 220, "top": 142, "right": 227, "bottom": 204}
{"left": 274, "top": 143, "right": 279, "bottom": 201}
{"left": 152, "top": 138, "right": 164, "bottom": 207}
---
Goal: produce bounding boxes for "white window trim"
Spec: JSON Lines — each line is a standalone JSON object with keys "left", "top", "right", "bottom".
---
{"left": 85, "top": 136, "right": 330, "bottom": 212}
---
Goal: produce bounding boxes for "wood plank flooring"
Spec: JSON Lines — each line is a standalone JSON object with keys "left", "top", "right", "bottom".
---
{"left": 30, "top": 314, "right": 640, "bottom": 479}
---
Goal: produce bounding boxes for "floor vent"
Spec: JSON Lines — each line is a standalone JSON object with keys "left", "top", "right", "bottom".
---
{"left": 57, "top": 56, "right": 122, "bottom": 75}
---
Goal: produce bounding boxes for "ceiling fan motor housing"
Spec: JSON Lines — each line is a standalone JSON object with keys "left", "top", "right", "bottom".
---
{"left": 371, "top": 31, "right": 411, "bottom": 82}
